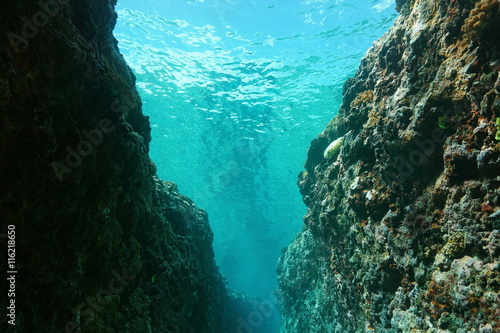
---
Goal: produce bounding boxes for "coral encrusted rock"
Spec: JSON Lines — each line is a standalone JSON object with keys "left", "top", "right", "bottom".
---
{"left": 278, "top": 0, "right": 500, "bottom": 332}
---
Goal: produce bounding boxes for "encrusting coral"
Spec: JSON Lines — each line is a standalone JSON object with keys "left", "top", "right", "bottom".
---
{"left": 461, "top": 0, "right": 499, "bottom": 42}
{"left": 350, "top": 90, "right": 374, "bottom": 108}
{"left": 277, "top": 0, "right": 500, "bottom": 332}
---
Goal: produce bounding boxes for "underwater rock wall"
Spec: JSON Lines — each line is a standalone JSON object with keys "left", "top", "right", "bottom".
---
{"left": 0, "top": 1, "right": 236, "bottom": 332}
{"left": 278, "top": 0, "right": 500, "bottom": 332}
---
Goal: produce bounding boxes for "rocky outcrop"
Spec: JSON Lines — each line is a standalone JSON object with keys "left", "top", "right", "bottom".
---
{"left": 278, "top": 0, "right": 500, "bottom": 332}
{"left": 0, "top": 1, "right": 236, "bottom": 332}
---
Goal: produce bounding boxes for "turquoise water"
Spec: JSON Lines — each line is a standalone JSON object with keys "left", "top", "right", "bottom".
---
{"left": 114, "top": 0, "right": 396, "bottom": 303}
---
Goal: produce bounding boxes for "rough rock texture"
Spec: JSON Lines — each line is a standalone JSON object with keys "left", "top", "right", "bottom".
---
{"left": 278, "top": 0, "right": 500, "bottom": 332}
{"left": 0, "top": 1, "right": 237, "bottom": 332}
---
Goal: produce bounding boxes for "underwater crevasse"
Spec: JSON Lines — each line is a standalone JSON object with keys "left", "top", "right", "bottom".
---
{"left": 2, "top": 0, "right": 499, "bottom": 332}
{"left": 113, "top": 0, "right": 397, "bottom": 300}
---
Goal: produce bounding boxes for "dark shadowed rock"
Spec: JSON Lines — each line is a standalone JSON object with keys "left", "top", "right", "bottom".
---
{"left": 0, "top": 1, "right": 239, "bottom": 332}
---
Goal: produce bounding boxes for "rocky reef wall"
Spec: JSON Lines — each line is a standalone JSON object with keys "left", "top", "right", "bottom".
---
{"left": 277, "top": 0, "right": 500, "bottom": 332}
{"left": 0, "top": 1, "right": 237, "bottom": 332}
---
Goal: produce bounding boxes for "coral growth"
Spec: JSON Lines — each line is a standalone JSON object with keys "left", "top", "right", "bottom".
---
{"left": 350, "top": 90, "right": 374, "bottom": 108}
{"left": 461, "top": 0, "right": 499, "bottom": 42}
{"left": 278, "top": 0, "right": 500, "bottom": 332}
